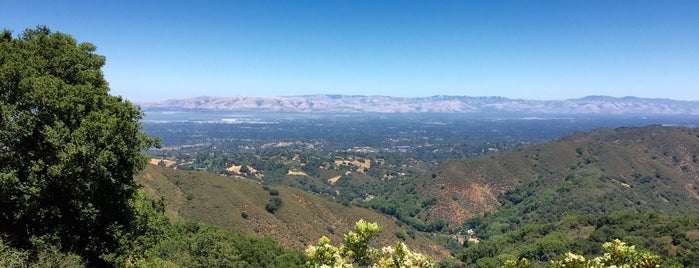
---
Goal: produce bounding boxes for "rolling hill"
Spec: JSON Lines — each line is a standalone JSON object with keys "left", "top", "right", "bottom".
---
{"left": 397, "top": 125, "right": 699, "bottom": 229}
{"left": 362, "top": 125, "right": 699, "bottom": 266}
{"left": 135, "top": 165, "right": 451, "bottom": 260}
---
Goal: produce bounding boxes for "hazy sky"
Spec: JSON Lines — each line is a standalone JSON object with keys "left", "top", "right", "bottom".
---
{"left": 2, "top": 0, "right": 698, "bottom": 102}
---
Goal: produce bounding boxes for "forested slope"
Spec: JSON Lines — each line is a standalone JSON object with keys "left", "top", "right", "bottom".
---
{"left": 393, "top": 126, "right": 699, "bottom": 229}
{"left": 370, "top": 126, "right": 699, "bottom": 266}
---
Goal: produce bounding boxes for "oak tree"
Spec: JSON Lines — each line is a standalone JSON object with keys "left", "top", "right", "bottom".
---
{"left": 0, "top": 26, "right": 157, "bottom": 264}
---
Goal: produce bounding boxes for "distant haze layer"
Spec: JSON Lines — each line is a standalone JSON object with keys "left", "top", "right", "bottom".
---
{"left": 139, "top": 95, "right": 699, "bottom": 115}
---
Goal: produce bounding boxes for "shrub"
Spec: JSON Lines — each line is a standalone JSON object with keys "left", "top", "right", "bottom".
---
{"left": 265, "top": 197, "right": 283, "bottom": 214}
{"left": 305, "top": 220, "right": 433, "bottom": 267}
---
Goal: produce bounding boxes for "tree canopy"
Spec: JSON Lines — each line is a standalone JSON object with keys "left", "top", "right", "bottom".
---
{"left": 0, "top": 26, "right": 157, "bottom": 264}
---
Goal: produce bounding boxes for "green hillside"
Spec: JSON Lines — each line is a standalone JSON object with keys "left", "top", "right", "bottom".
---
{"left": 136, "top": 164, "right": 451, "bottom": 260}
{"left": 368, "top": 126, "right": 699, "bottom": 266}
{"left": 391, "top": 126, "right": 699, "bottom": 230}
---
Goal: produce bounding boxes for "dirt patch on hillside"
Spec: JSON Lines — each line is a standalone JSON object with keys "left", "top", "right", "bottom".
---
{"left": 328, "top": 175, "right": 341, "bottom": 185}
{"left": 149, "top": 158, "right": 176, "bottom": 167}
{"left": 429, "top": 182, "right": 500, "bottom": 226}
{"left": 287, "top": 170, "right": 308, "bottom": 176}
{"left": 226, "top": 164, "right": 240, "bottom": 173}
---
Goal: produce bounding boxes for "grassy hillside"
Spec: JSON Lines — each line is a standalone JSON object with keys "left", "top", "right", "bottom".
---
{"left": 396, "top": 126, "right": 699, "bottom": 230}
{"left": 136, "top": 165, "right": 451, "bottom": 260}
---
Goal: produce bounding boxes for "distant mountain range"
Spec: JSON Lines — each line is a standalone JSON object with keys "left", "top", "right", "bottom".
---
{"left": 139, "top": 95, "right": 699, "bottom": 114}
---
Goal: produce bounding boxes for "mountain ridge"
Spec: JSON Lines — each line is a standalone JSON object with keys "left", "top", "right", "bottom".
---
{"left": 394, "top": 125, "right": 699, "bottom": 228}
{"left": 138, "top": 95, "right": 699, "bottom": 114}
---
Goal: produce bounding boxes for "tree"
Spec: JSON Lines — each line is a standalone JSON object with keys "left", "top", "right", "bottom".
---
{"left": 239, "top": 163, "right": 250, "bottom": 174}
{"left": 0, "top": 26, "right": 157, "bottom": 264}
{"left": 265, "top": 197, "right": 283, "bottom": 213}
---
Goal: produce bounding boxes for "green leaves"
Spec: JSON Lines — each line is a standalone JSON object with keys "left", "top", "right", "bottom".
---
{"left": 265, "top": 196, "right": 283, "bottom": 213}
{"left": 343, "top": 219, "right": 382, "bottom": 265}
{"left": 0, "top": 26, "right": 156, "bottom": 265}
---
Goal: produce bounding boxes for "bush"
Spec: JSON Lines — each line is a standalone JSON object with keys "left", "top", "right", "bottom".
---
{"left": 0, "top": 238, "right": 85, "bottom": 267}
{"left": 395, "top": 231, "right": 407, "bottom": 241}
{"left": 149, "top": 222, "right": 305, "bottom": 267}
{"left": 265, "top": 197, "right": 283, "bottom": 214}
{"left": 305, "top": 220, "right": 433, "bottom": 267}
{"left": 0, "top": 239, "right": 30, "bottom": 268}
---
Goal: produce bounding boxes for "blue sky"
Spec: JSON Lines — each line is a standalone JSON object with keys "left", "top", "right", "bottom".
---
{"left": 2, "top": 0, "right": 698, "bottom": 102}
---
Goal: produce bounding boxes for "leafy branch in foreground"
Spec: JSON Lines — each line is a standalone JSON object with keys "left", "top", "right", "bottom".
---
{"left": 505, "top": 239, "right": 677, "bottom": 268}
{"left": 305, "top": 219, "right": 433, "bottom": 268}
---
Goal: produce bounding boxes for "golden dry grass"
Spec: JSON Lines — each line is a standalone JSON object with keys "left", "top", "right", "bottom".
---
{"left": 327, "top": 175, "right": 341, "bottom": 185}
{"left": 149, "top": 158, "right": 176, "bottom": 167}
{"left": 286, "top": 170, "right": 308, "bottom": 176}
{"left": 136, "top": 164, "right": 451, "bottom": 260}
{"left": 226, "top": 164, "right": 242, "bottom": 173}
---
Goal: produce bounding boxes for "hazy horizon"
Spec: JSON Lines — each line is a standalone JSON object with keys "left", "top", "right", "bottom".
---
{"left": 3, "top": 1, "right": 698, "bottom": 102}
{"left": 141, "top": 93, "right": 696, "bottom": 103}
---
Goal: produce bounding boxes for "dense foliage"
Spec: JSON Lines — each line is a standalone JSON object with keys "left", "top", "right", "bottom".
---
{"left": 368, "top": 182, "right": 448, "bottom": 233}
{"left": 0, "top": 26, "right": 158, "bottom": 264}
{"left": 129, "top": 219, "right": 305, "bottom": 267}
{"left": 0, "top": 237, "right": 84, "bottom": 267}
{"left": 457, "top": 211, "right": 699, "bottom": 267}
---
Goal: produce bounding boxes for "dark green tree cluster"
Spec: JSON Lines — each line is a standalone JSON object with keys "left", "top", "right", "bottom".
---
{"left": 369, "top": 187, "right": 448, "bottom": 233}
{"left": 262, "top": 185, "right": 283, "bottom": 213}
{"left": 0, "top": 26, "right": 157, "bottom": 264}
{"left": 132, "top": 220, "right": 305, "bottom": 267}
{"left": 265, "top": 197, "right": 283, "bottom": 214}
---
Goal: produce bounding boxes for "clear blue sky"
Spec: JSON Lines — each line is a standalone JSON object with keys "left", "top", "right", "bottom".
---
{"left": 2, "top": 0, "right": 698, "bottom": 102}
